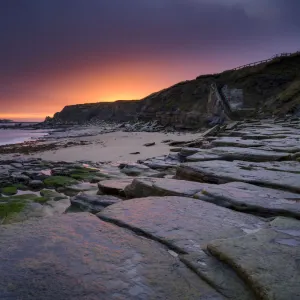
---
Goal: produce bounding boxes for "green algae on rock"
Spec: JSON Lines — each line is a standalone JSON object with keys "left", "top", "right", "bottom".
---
{"left": 1, "top": 186, "right": 17, "bottom": 196}
{"left": 40, "top": 189, "right": 68, "bottom": 201}
{"left": 44, "top": 176, "right": 78, "bottom": 188}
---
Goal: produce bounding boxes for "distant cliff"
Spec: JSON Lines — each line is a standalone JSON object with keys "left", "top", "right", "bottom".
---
{"left": 48, "top": 52, "right": 300, "bottom": 128}
{"left": 0, "top": 119, "right": 13, "bottom": 123}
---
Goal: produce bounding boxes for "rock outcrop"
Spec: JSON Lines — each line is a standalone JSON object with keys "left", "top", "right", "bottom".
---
{"left": 1, "top": 118, "right": 300, "bottom": 299}
{"left": 48, "top": 52, "right": 300, "bottom": 128}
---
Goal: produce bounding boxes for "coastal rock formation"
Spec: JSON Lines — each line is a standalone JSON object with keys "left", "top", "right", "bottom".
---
{"left": 0, "top": 213, "right": 221, "bottom": 300}
{"left": 48, "top": 53, "right": 300, "bottom": 128}
{"left": 1, "top": 118, "right": 300, "bottom": 299}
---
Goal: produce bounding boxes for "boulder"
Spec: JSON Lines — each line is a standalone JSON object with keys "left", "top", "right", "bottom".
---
{"left": 0, "top": 213, "right": 224, "bottom": 299}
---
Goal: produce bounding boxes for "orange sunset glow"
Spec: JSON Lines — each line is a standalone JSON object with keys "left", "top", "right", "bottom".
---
{"left": 1, "top": 0, "right": 300, "bottom": 122}
{"left": 0, "top": 57, "right": 225, "bottom": 122}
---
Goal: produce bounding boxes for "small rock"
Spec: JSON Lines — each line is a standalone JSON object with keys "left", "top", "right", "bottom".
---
{"left": 144, "top": 142, "right": 155, "bottom": 147}
{"left": 28, "top": 180, "right": 44, "bottom": 190}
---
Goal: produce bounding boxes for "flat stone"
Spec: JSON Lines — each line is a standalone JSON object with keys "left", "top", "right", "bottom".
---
{"left": 40, "top": 189, "right": 68, "bottom": 201}
{"left": 141, "top": 155, "right": 180, "bottom": 169}
{"left": 208, "top": 217, "right": 300, "bottom": 300}
{"left": 98, "top": 178, "right": 133, "bottom": 196}
{"left": 186, "top": 153, "right": 222, "bottom": 162}
{"left": 211, "top": 137, "right": 264, "bottom": 148}
{"left": 124, "top": 178, "right": 300, "bottom": 218}
{"left": 195, "top": 181, "right": 300, "bottom": 218}
{"left": 0, "top": 213, "right": 223, "bottom": 300}
{"left": 179, "top": 147, "right": 203, "bottom": 157}
{"left": 119, "top": 163, "right": 161, "bottom": 177}
{"left": 181, "top": 251, "right": 256, "bottom": 300}
{"left": 208, "top": 147, "right": 291, "bottom": 162}
{"left": 71, "top": 194, "right": 121, "bottom": 213}
{"left": 124, "top": 177, "right": 212, "bottom": 198}
{"left": 143, "top": 142, "right": 155, "bottom": 147}
{"left": 176, "top": 160, "right": 300, "bottom": 193}
{"left": 99, "top": 196, "right": 264, "bottom": 254}
{"left": 59, "top": 182, "right": 98, "bottom": 196}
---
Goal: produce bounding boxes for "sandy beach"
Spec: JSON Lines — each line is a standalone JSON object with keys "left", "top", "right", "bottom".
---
{"left": 1, "top": 130, "right": 203, "bottom": 162}
{"left": 32, "top": 131, "right": 202, "bottom": 162}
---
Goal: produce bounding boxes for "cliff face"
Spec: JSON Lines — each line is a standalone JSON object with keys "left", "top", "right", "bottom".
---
{"left": 51, "top": 100, "right": 142, "bottom": 124}
{"left": 50, "top": 52, "right": 300, "bottom": 128}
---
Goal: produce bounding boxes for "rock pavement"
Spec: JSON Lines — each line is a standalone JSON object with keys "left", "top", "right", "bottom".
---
{"left": 1, "top": 118, "right": 300, "bottom": 299}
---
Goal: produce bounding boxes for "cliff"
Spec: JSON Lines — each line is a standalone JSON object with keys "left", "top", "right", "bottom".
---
{"left": 49, "top": 52, "right": 300, "bottom": 128}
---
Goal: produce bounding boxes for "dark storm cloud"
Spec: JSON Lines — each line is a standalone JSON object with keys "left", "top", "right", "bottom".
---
{"left": 0, "top": 0, "right": 299, "bottom": 87}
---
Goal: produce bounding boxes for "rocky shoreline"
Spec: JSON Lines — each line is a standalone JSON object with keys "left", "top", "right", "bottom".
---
{"left": 0, "top": 117, "right": 300, "bottom": 299}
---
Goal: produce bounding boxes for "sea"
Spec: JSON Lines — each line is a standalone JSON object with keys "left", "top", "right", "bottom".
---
{"left": 0, "top": 123, "right": 49, "bottom": 146}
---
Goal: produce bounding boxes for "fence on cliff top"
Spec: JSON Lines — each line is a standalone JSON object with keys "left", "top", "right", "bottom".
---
{"left": 232, "top": 51, "right": 300, "bottom": 71}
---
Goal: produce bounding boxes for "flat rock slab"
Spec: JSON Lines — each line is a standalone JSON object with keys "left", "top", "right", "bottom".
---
{"left": 124, "top": 178, "right": 300, "bottom": 218}
{"left": 196, "top": 181, "right": 300, "bottom": 218}
{"left": 99, "top": 196, "right": 264, "bottom": 254}
{"left": 0, "top": 213, "right": 223, "bottom": 300}
{"left": 98, "top": 178, "right": 133, "bottom": 196}
{"left": 189, "top": 147, "right": 291, "bottom": 162}
{"left": 124, "top": 177, "right": 212, "bottom": 198}
{"left": 140, "top": 155, "right": 180, "bottom": 169}
{"left": 186, "top": 153, "right": 222, "bottom": 162}
{"left": 208, "top": 217, "right": 300, "bottom": 300}
{"left": 176, "top": 160, "right": 300, "bottom": 193}
{"left": 211, "top": 137, "right": 264, "bottom": 148}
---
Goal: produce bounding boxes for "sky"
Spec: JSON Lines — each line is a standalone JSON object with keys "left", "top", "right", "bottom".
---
{"left": 0, "top": 0, "right": 300, "bottom": 121}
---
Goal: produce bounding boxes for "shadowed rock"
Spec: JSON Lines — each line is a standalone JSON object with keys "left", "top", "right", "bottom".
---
{"left": 208, "top": 217, "right": 300, "bottom": 300}
{"left": 98, "top": 178, "right": 133, "bottom": 196}
{"left": 0, "top": 213, "right": 223, "bottom": 300}
{"left": 70, "top": 194, "right": 121, "bottom": 213}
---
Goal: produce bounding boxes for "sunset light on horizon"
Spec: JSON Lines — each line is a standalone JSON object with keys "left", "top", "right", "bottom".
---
{"left": 1, "top": 0, "right": 300, "bottom": 121}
